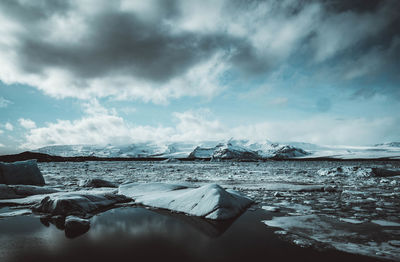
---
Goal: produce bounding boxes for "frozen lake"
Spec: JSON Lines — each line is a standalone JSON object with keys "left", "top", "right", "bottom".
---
{"left": 1, "top": 160, "right": 400, "bottom": 261}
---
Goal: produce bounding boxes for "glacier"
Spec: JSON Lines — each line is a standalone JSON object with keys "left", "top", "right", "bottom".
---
{"left": 31, "top": 139, "right": 400, "bottom": 160}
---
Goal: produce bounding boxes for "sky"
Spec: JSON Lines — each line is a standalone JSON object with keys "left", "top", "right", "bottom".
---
{"left": 0, "top": 0, "right": 400, "bottom": 154}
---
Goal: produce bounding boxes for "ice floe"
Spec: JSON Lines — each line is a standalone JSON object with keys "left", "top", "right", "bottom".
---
{"left": 317, "top": 166, "right": 400, "bottom": 178}
{"left": 118, "top": 183, "right": 254, "bottom": 220}
{"left": 263, "top": 214, "right": 400, "bottom": 261}
{"left": 371, "top": 219, "right": 400, "bottom": 227}
{"left": 0, "top": 184, "right": 60, "bottom": 199}
{"left": 32, "top": 191, "right": 131, "bottom": 217}
{"left": 0, "top": 160, "right": 45, "bottom": 185}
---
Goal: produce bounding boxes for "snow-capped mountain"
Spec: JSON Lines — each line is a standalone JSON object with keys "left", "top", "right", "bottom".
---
{"left": 33, "top": 140, "right": 310, "bottom": 160}
{"left": 34, "top": 142, "right": 197, "bottom": 158}
{"left": 32, "top": 140, "right": 400, "bottom": 160}
{"left": 188, "top": 140, "right": 309, "bottom": 159}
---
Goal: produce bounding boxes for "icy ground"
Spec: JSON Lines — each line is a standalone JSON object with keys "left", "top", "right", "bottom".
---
{"left": 4, "top": 160, "right": 400, "bottom": 260}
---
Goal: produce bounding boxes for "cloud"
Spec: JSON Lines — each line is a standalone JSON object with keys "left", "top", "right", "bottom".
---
{"left": 0, "top": 97, "right": 12, "bottom": 108}
{"left": 20, "top": 101, "right": 227, "bottom": 149}
{"left": 0, "top": 0, "right": 398, "bottom": 103}
{"left": 20, "top": 99, "right": 400, "bottom": 149}
{"left": 312, "top": 1, "right": 397, "bottom": 62}
{"left": 18, "top": 118, "right": 37, "bottom": 129}
{"left": 229, "top": 116, "right": 400, "bottom": 146}
{"left": 5, "top": 122, "right": 13, "bottom": 131}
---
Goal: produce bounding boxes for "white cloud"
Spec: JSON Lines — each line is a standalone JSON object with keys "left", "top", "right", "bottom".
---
{"left": 20, "top": 103, "right": 225, "bottom": 149}
{"left": 229, "top": 116, "right": 400, "bottom": 146}
{"left": 18, "top": 118, "right": 36, "bottom": 129}
{"left": 20, "top": 100, "right": 400, "bottom": 149}
{"left": 5, "top": 122, "right": 13, "bottom": 131}
{"left": 0, "top": 97, "right": 12, "bottom": 108}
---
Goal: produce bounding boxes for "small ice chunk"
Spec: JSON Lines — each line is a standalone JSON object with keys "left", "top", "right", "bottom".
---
{"left": 262, "top": 206, "right": 280, "bottom": 212}
{"left": 371, "top": 220, "right": 400, "bottom": 227}
{"left": 79, "top": 178, "right": 117, "bottom": 188}
{"left": 340, "top": 218, "right": 364, "bottom": 224}
{"left": 388, "top": 240, "right": 400, "bottom": 247}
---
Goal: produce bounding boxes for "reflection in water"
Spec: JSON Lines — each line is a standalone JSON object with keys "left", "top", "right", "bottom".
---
{"left": 40, "top": 216, "right": 91, "bottom": 239}
{"left": 0, "top": 207, "right": 385, "bottom": 262}
{"left": 40, "top": 216, "right": 65, "bottom": 230}
{"left": 151, "top": 208, "right": 235, "bottom": 238}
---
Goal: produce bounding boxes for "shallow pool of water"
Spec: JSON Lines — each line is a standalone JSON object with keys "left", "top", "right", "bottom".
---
{"left": 0, "top": 207, "right": 386, "bottom": 262}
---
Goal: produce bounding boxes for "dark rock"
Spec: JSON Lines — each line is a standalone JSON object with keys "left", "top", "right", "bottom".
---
{"left": 0, "top": 160, "right": 45, "bottom": 186}
{"left": 371, "top": 168, "right": 400, "bottom": 177}
{"left": 79, "top": 178, "right": 117, "bottom": 188}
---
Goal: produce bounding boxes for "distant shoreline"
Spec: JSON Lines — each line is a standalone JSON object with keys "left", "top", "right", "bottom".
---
{"left": 0, "top": 151, "right": 399, "bottom": 163}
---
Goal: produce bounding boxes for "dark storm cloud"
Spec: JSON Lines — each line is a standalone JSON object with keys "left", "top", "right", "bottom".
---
{"left": 0, "top": 0, "right": 399, "bottom": 100}
{"left": 14, "top": 5, "right": 269, "bottom": 83}
{"left": 0, "top": 0, "right": 70, "bottom": 22}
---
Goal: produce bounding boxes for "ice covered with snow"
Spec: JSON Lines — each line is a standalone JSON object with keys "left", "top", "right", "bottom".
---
{"left": 118, "top": 182, "right": 253, "bottom": 220}
{"left": 0, "top": 159, "right": 45, "bottom": 185}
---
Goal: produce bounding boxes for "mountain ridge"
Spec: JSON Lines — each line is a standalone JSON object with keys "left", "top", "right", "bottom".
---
{"left": 27, "top": 140, "right": 400, "bottom": 160}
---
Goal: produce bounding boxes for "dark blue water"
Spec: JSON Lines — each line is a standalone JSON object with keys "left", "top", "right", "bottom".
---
{"left": 0, "top": 207, "right": 386, "bottom": 262}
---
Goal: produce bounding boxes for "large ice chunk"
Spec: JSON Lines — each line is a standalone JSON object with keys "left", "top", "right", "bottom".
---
{"left": 32, "top": 191, "right": 131, "bottom": 216}
{"left": 0, "top": 160, "right": 45, "bottom": 186}
{"left": 118, "top": 183, "right": 253, "bottom": 220}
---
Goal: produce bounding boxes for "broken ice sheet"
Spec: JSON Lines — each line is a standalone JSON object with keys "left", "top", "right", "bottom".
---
{"left": 263, "top": 214, "right": 400, "bottom": 261}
